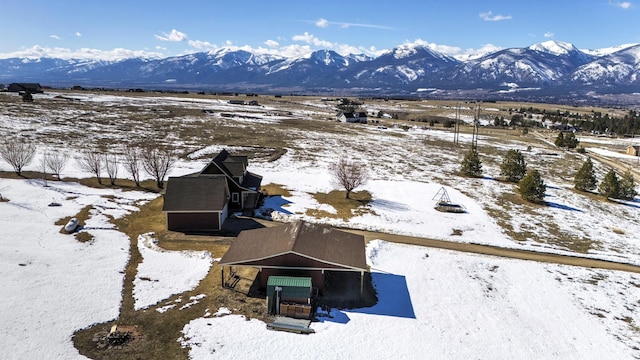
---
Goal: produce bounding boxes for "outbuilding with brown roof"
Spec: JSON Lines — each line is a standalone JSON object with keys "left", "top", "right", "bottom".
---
{"left": 219, "top": 221, "right": 369, "bottom": 295}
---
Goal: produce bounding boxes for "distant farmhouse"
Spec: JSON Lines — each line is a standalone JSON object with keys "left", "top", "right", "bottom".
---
{"left": 337, "top": 111, "right": 368, "bottom": 124}
{"left": 162, "top": 149, "right": 262, "bottom": 232}
{"left": 7, "top": 83, "right": 43, "bottom": 93}
{"left": 627, "top": 145, "right": 640, "bottom": 157}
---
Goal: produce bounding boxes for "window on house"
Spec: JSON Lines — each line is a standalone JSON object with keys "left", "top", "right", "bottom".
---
{"left": 232, "top": 193, "right": 239, "bottom": 203}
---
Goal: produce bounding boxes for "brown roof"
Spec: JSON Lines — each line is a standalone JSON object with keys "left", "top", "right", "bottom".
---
{"left": 162, "top": 177, "right": 229, "bottom": 212}
{"left": 219, "top": 221, "right": 368, "bottom": 271}
{"left": 241, "top": 171, "right": 263, "bottom": 189}
{"left": 200, "top": 149, "right": 248, "bottom": 178}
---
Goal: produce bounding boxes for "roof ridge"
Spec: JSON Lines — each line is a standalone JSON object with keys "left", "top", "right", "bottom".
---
{"left": 290, "top": 220, "right": 304, "bottom": 251}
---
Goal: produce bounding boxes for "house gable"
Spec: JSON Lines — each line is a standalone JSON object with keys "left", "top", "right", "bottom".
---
{"left": 197, "top": 149, "right": 262, "bottom": 210}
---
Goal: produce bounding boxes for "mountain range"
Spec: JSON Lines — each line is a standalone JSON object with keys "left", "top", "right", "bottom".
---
{"left": 1, "top": 40, "right": 639, "bottom": 105}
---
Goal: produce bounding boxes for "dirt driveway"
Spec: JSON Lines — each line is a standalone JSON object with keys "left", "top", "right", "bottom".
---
{"left": 344, "top": 228, "right": 640, "bottom": 274}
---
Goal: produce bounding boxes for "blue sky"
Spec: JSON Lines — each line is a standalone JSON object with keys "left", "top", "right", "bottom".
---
{"left": 1, "top": 0, "right": 637, "bottom": 60}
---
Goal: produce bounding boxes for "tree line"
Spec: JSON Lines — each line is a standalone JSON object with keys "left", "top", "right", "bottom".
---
{"left": 507, "top": 107, "right": 640, "bottom": 136}
{"left": 0, "top": 138, "right": 177, "bottom": 189}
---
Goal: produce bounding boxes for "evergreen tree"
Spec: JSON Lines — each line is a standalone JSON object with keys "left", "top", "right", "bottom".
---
{"left": 518, "top": 169, "right": 546, "bottom": 203}
{"left": 554, "top": 132, "right": 565, "bottom": 147}
{"left": 500, "top": 149, "right": 527, "bottom": 182}
{"left": 564, "top": 132, "right": 579, "bottom": 149}
{"left": 574, "top": 158, "right": 597, "bottom": 192}
{"left": 460, "top": 149, "right": 483, "bottom": 178}
{"left": 598, "top": 170, "right": 620, "bottom": 199}
{"left": 618, "top": 170, "right": 638, "bottom": 200}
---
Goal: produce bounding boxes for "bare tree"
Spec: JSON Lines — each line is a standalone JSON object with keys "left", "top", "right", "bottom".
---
{"left": 0, "top": 139, "right": 36, "bottom": 176}
{"left": 330, "top": 158, "right": 369, "bottom": 199}
{"left": 141, "top": 146, "right": 176, "bottom": 189}
{"left": 40, "top": 152, "right": 48, "bottom": 187}
{"left": 122, "top": 145, "right": 141, "bottom": 187}
{"left": 77, "top": 151, "right": 103, "bottom": 184}
{"left": 104, "top": 154, "right": 119, "bottom": 186}
{"left": 46, "top": 151, "right": 69, "bottom": 180}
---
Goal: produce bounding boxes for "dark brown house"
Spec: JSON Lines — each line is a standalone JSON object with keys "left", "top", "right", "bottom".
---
{"left": 162, "top": 176, "right": 230, "bottom": 232}
{"left": 218, "top": 221, "right": 369, "bottom": 295}
{"left": 162, "top": 149, "right": 262, "bottom": 232}
{"left": 7, "top": 83, "right": 43, "bottom": 93}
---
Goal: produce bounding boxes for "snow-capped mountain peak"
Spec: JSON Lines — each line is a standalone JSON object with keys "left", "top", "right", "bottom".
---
{"left": 582, "top": 43, "right": 640, "bottom": 57}
{"left": 529, "top": 40, "right": 577, "bottom": 56}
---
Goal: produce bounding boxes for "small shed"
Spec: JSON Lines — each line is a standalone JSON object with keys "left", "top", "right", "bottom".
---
{"left": 266, "top": 276, "right": 312, "bottom": 317}
{"left": 626, "top": 145, "right": 640, "bottom": 157}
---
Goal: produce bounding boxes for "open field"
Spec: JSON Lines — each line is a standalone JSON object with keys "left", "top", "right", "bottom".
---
{"left": 1, "top": 90, "right": 640, "bottom": 359}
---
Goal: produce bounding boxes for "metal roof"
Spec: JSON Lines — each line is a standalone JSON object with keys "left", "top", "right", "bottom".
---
{"left": 267, "top": 276, "right": 312, "bottom": 288}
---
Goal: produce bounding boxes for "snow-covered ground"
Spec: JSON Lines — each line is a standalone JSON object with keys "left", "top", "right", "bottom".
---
{"left": 1, "top": 92, "right": 639, "bottom": 359}
{"left": 183, "top": 240, "right": 640, "bottom": 360}
{"left": 134, "top": 234, "right": 214, "bottom": 310}
{"left": 0, "top": 178, "right": 156, "bottom": 359}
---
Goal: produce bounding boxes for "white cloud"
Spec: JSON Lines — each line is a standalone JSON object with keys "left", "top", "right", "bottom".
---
{"left": 479, "top": 11, "right": 512, "bottom": 21}
{"left": 154, "top": 29, "right": 188, "bottom": 42}
{"left": 292, "top": 32, "right": 334, "bottom": 48}
{"left": 187, "top": 40, "right": 217, "bottom": 51}
{"left": 609, "top": 0, "right": 632, "bottom": 9}
{"left": 75, "top": 32, "right": 82, "bottom": 37}
{"left": 308, "top": 18, "right": 395, "bottom": 30}
{"left": 50, "top": 35, "right": 61, "bottom": 40}
{"left": 0, "top": 45, "right": 163, "bottom": 61}
{"left": 544, "top": 32, "right": 554, "bottom": 38}
{"left": 315, "top": 18, "right": 329, "bottom": 28}
{"left": 264, "top": 39, "right": 279, "bottom": 48}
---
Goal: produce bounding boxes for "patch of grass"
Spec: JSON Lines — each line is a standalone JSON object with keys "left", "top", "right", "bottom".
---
{"left": 546, "top": 222, "right": 599, "bottom": 254}
{"left": 612, "top": 227, "right": 625, "bottom": 235}
{"left": 74, "top": 231, "right": 95, "bottom": 243}
{"left": 56, "top": 205, "right": 93, "bottom": 235}
{"left": 306, "top": 190, "right": 374, "bottom": 221}
{"left": 451, "top": 229, "right": 463, "bottom": 236}
{"left": 261, "top": 183, "right": 292, "bottom": 197}
{"left": 62, "top": 177, "right": 162, "bottom": 193}
{"left": 585, "top": 273, "right": 608, "bottom": 285}
{"left": 620, "top": 314, "right": 640, "bottom": 334}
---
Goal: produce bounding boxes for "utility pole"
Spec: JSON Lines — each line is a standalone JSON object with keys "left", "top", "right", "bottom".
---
{"left": 453, "top": 103, "right": 461, "bottom": 145}
{"left": 471, "top": 102, "right": 480, "bottom": 150}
